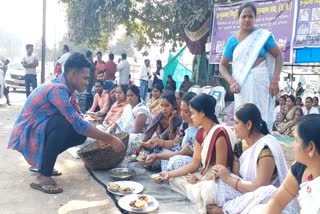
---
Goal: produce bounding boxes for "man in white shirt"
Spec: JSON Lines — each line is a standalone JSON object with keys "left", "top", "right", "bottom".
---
{"left": 117, "top": 53, "right": 130, "bottom": 86}
{"left": 21, "top": 44, "right": 39, "bottom": 97}
{"left": 56, "top": 45, "right": 71, "bottom": 74}
{"left": 139, "top": 59, "right": 150, "bottom": 101}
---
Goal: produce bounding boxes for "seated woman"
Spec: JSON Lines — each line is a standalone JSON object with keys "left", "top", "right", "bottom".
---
{"left": 262, "top": 114, "right": 320, "bottom": 214}
{"left": 302, "top": 96, "right": 319, "bottom": 115}
{"left": 275, "top": 95, "right": 303, "bottom": 136}
{"left": 144, "top": 92, "right": 198, "bottom": 171}
{"left": 108, "top": 85, "right": 152, "bottom": 134}
{"left": 159, "top": 94, "right": 237, "bottom": 214}
{"left": 148, "top": 84, "right": 162, "bottom": 117}
{"left": 273, "top": 95, "right": 286, "bottom": 126}
{"left": 102, "top": 85, "right": 128, "bottom": 127}
{"left": 87, "top": 80, "right": 111, "bottom": 116}
{"left": 205, "top": 104, "right": 295, "bottom": 214}
{"left": 134, "top": 91, "right": 182, "bottom": 168}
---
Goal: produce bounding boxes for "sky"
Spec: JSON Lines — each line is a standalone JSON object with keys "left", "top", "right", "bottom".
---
{"left": 0, "top": 0, "right": 67, "bottom": 48}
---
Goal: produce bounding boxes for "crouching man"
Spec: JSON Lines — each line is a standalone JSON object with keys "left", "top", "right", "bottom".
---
{"left": 8, "top": 53, "right": 125, "bottom": 194}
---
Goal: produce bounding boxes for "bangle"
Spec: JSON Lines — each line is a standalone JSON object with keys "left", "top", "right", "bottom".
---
{"left": 168, "top": 130, "right": 174, "bottom": 134}
{"left": 234, "top": 178, "right": 240, "bottom": 191}
{"left": 271, "top": 79, "right": 279, "bottom": 84}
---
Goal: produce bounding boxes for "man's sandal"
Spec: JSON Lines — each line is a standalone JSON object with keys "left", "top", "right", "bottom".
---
{"left": 30, "top": 181, "right": 63, "bottom": 194}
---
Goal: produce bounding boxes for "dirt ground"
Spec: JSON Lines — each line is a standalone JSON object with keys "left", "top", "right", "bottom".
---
{"left": 0, "top": 92, "right": 120, "bottom": 214}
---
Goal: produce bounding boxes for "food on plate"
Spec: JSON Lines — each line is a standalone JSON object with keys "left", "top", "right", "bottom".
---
{"left": 151, "top": 173, "right": 163, "bottom": 183}
{"left": 137, "top": 195, "right": 152, "bottom": 203}
{"left": 107, "top": 182, "right": 119, "bottom": 192}
{"left": 120, "top": 186, "right": 133, "bottom": 194}
{"left": 129, "top": 200, "right": 146, "bottom": 209}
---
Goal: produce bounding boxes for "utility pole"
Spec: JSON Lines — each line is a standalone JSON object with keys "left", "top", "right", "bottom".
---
{"left": 41, "top": 0, "right": 47, "bottom": 83}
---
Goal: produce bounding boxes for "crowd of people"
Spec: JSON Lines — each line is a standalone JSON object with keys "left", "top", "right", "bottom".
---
{"left": 6, "top": 53, "right": 319, "bottom": 213}
{"left": 273, "top": 94, "right": 319, "bottom": 136}
{"left": 5, "top": 1, "right": 320, "bottom": 213}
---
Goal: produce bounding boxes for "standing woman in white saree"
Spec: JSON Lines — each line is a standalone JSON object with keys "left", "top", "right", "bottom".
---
{"left": 219, "top": 2, "right": 283, "bottom": 131}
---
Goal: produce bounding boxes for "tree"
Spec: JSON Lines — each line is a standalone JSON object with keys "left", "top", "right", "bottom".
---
{"left": 33, "top": 35, "right": 90, "bottom": 63}
{"left": 109, "top": 34, "right": 137, "bottom": 57}
{"left": 60, "top": 0, "right": 210, "bottom": 50}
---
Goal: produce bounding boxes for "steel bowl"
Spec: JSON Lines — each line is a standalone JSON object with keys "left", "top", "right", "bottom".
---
{"left": 109, "top": 168, "right": 135, "bottom": 181}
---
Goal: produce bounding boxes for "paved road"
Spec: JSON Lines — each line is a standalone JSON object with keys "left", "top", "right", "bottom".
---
{"left": 0, "top": 91, "right": 119, "bottom": 214}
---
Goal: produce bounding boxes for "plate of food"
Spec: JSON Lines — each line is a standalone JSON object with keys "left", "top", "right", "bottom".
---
{"left": 107, "top": 181, "right": 143, "bottom": 196}
{"left": 118, "top": 194, "right": 159, "bottom": 213}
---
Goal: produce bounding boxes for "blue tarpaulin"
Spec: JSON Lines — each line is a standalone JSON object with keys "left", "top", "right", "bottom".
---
{"left": 163, "top": 46, "right": 192, "bottom": 91}
{"left": 295, "top": 48, "right": 320, "bottom": 63}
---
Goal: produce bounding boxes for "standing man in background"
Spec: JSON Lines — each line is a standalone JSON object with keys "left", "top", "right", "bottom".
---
{"left": 56, "top": 45, "right": 71, "bottom": 74}
{"left": 21, "top": 44, "right": 38, "bottom": 97}
{"left": 152, "top": 60, "right": 164, "bottom": 89}
{"left": 105, "top": 53, "right": 117, "bottom": 81}
{"left": 296, "top": 82, "right": 304, "bottom": 98}
{"left": 3, "top": 59, "right": 11, "bottom": 105}
{"left": 139, "top": 59, "right": 150, "bottom": 101}
{"left": 94, "top": 51, "right": 105, "bottom": 79}
{"left": 85, "top": 50, "right": 96, "bottom": 94}
{"left": 117, "top": 53, "right": 130, "bottom": 86}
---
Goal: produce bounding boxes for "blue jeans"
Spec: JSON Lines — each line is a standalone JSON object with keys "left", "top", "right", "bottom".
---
{"left": 25, "top": 74, "right": 38, "bottom": 97}
{"left": 140, "top": 80, "right": 148, "bottom": 101}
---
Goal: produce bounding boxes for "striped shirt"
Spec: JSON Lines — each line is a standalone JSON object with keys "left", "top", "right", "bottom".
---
{"left": 8, "top": 74, "right": 90, "bottom": 168}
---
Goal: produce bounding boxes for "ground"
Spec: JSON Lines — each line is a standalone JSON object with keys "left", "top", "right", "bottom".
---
{"left": 0, "top": 91, "right": 119, "bottom": 214}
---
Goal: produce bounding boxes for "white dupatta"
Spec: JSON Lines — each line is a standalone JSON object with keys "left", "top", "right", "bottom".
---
{"left": 232, "top": 29, "right": 274, "bottom": 87}
{"left": 298, "top": 176, "right": 320, "bottom": 214}
{"left": 239, "top": 134, "right": 287, "bottom": 184}
{"left": 222, "top": 135, "right": 298, "bottom": 214}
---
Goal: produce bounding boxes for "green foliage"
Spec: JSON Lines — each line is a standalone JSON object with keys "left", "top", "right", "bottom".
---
{"left": 109, "top": 34, "right": 136, "bottom": 57}
{"left": 60, "top": 0, "right": 210, "bottom": 50}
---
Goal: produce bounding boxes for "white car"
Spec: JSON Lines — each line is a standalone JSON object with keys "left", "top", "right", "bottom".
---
{"left": 5, "top": 63, "right": 26, "bottom": 90}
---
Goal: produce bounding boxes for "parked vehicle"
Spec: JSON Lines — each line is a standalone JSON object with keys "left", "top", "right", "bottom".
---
{"left": 5, "top": 63, "right": 25, "bottom": 90}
